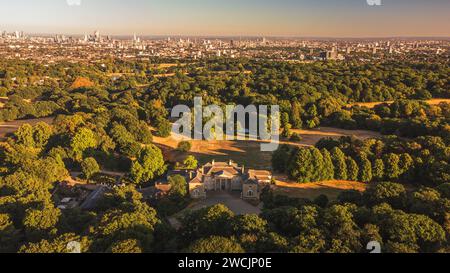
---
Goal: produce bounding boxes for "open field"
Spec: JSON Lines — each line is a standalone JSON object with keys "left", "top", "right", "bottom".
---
{"left": 348, "top": 98, "right": 450, "bottom": 109}
{"left": 290, "top": 127, "right": 381, "bottom": 146}
{"left": 156, "top": 63, "right": 185, "bottom": 69}
{"left": 1, "top": 116, "right": 380, "bottom": 168}
{"left": 0, "top": 117, "right": 54, "bottom": 140}
{"left": 152, "top": 127, "right": 381, "bottom": 170}
{"left": 153, "top": 135, "right": 274, "bottom": 169}
{"left": 273, "top": 178, "right": 369, "bottom": 200}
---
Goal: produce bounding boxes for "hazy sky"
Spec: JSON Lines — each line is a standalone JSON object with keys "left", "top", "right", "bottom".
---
{"left": 0, "top": 0, "right": 449, "bottom": 37}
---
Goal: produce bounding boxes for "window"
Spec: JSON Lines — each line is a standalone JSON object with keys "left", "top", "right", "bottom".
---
{"left": 247, "top": 190, "right": 254, "bottom": 197}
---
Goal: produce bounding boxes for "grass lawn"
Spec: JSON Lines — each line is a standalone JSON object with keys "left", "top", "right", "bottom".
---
{"left": 153, "top": 135, "right": 274, "bottom": 169}
{"left": 273, "top": 178, "right": 369, "bottom": 201}
{"left": 152, "top": 126, "right": 381, "bottom": 170}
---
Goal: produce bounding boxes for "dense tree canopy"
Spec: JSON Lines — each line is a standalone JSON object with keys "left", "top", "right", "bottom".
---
{"left": 0, "top": 57, "right": 448, "bottom": 253}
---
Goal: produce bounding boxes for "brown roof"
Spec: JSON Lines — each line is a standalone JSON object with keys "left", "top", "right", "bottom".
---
{"left": 208, "top": 167, "right": 241, "bottom": 176}
{"left": 247, "top": 170, "right": 272, "bottom": 181}
{"left": 185, "top": 161, "right": 272, "bottom": 185}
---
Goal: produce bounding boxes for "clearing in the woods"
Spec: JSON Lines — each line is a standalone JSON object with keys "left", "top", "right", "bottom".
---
{"left": 152, "top": 126, "right": 381, "bottom": 170}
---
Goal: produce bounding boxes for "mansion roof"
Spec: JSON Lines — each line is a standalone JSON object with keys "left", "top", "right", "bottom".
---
{"left": 163, "top": 160, "right": 272, "bottom": 186}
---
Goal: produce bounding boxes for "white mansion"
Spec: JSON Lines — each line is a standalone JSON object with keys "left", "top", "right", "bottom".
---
{"left": 160, "top": 160, "right": 273, "bottom": 200}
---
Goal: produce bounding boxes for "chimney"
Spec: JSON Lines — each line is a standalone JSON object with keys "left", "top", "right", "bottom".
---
{"left": 212, "top": 160, "right": 215, "bottom": 165}
{"left": 229, "top": 160, "right": 233, "bottom": 166}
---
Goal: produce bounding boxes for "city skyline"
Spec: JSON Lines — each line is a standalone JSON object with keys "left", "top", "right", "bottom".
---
{"left": 0, "top": 0, "right": 449, "bottom": 38}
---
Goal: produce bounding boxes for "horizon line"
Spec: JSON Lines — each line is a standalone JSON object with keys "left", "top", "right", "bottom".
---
{"left": 20, "top": 32, "right": 450, "bottom": 40}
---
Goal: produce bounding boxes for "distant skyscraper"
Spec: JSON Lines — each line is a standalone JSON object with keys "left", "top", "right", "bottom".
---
{"left": 94, "top": 30, "right": 100, "bottom": 42}
{"left": 321, "top": 47, "right": 343, "bottom": 60}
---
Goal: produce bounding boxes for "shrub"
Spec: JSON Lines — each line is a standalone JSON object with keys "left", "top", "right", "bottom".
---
{"left": 290, "top": 133, "right": 302, "bottom": 142}
{"left": 177, "top": 141, "right": 192, "bottom": 153}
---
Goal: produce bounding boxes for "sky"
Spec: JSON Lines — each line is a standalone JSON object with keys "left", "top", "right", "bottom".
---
{"left": 0, "top": 0, "right": 449, "bottom": 37}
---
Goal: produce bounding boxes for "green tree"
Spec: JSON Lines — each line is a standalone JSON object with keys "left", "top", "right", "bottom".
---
{"left": 180, "top": 204, "right": 235, "bottom": 241}
{"left": 287, "top": 148, "right": 314, "bottom": 183}
{"left": 233, "top": 214, "right": 268, "bottom": 235}
{"left": 272, "top": 145, "right": 291, "bottom": 173}
{"left": 346, "top": 157, "right": 359, "bottom": 181}
{"left": 81, "top": 157, "right": 100, "bottom": 180}
{"left": 373, "top": 159, "right": 385, "bottom": 181}
{"left": 331, "top": 147, "right": 348, "bottom": 180}
{"left": 321, "top": 149, "right": 335, "bottom": 181}
{"left": 23, "top": 205, "right": 61, "bottom": 239}
{"left": 188, "top": 236, "right": 245, "bottom": 253}
{"left": 70, "top": 128, "right": 97, "bottom": 160}
{"left": 399, "top": 153, "right": 414, "bottom": 180}
{"left": 155, "top": 118, "right": 172, "bottom": 138}
{"left": 19, "top": 234, "right": 90, "bottom": 253}
{"left": 183, "top": 155, "right": 198, "bottom": 169}
{"left": 177, "top": 141, "right": 192, "bottom": 152}
{"left": 281, "top": 123, "right": 292, "bottom": 138}
{"left": 109, "top": 239, "right": 143, "bottom": 253}
{"left": 168, "top": 175, "right": 187, "bottom": 197}
{"left": 364, "top": 182, "right": 407, "bottom": 209}
{"left": 255, "top": 232, "right": 289, "bottom": 253}
{"left": 94, "top": 201, "right": 160, "bottom": 253}
{"left": 409, "top": 214, "right": 446, "bottom": 253}
{"left": 383, "top": 153, "right": 401, "bottom": 180}
{"left": 291, "top": 228, "right": 326, "bottom": 253}
{"left": 291, "top": 100, "right": 303, "bottom": 129}
{"left": 130, "top": 145, "right": 166, "bottom": 185}
{"left": 322, "top": 205, "right": 362, "bottom": 252}
{"left": 33, "top": 122, "right": 53, "bottom": 148}
{"left": 359, "top": 158, "right": 373, "bottom": 183}
{"left": 14, "top": 124, "right": 35, "bottom": 147}
{"left": 310, "top": 148, "right": 325, "bottom": 181}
